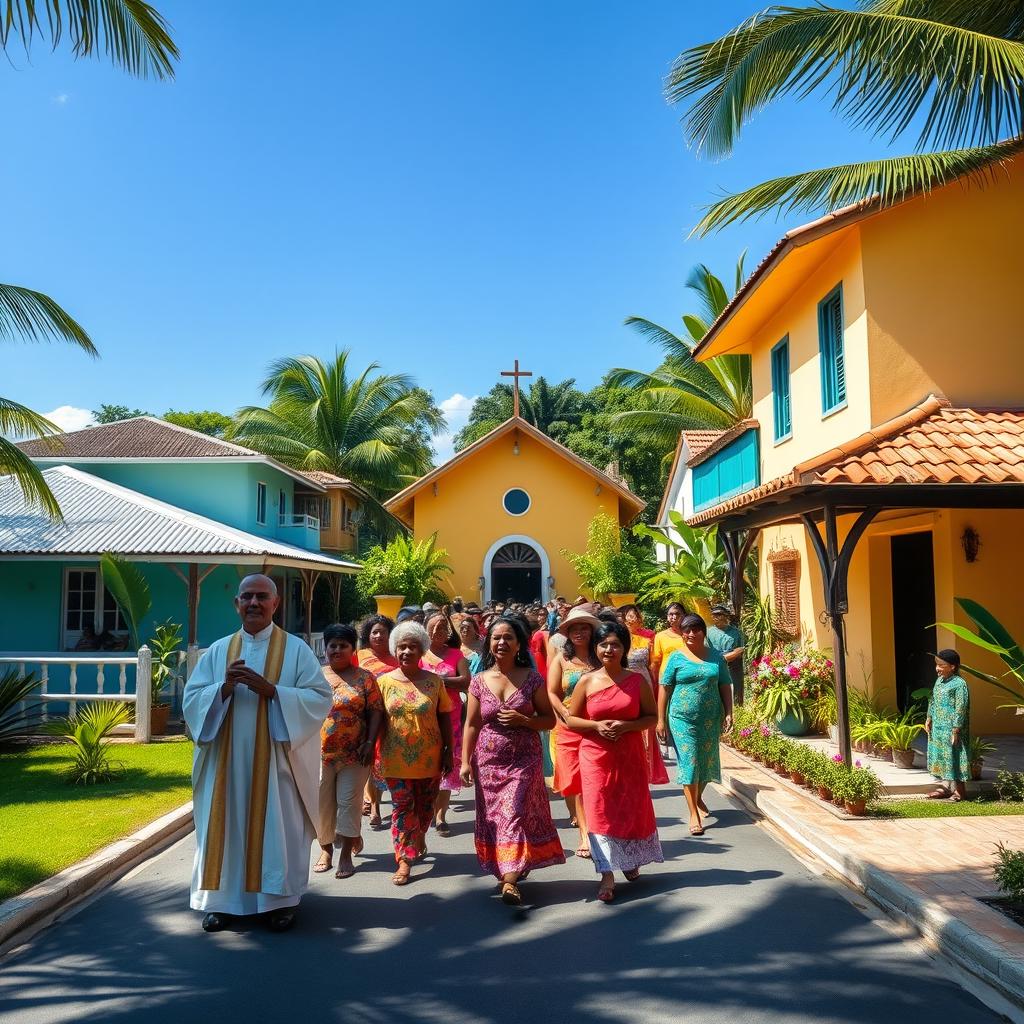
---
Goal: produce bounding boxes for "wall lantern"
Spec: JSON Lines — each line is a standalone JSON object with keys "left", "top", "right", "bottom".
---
{"left": 512, "top": 438, "right": 520, "bottom": 456}
{"left": 960, "top": 526, "right": 981, "bottom": 563}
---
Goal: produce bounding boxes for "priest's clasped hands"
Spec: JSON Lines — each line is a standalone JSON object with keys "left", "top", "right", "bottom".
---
{"left": 221, "top": 659, "right": 277, "bottom": 701}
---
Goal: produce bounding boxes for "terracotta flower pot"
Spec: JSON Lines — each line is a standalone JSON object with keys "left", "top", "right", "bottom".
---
{"left": 150, "top": 703, "right": 170, "bottom": 737}
{"left": 892, "top": 747, "right": 916, "bottom": 769}
{"left": 776, "top": 767, "right": 790, "bottom": 779}
{"left": 374, "top": 595, "right": 405, "bottom": 619}
{"left": 845, "top": 799, "right": 867, "bottom": 816}
{"left": 971, "top": 759, "right": 983, "bottom": 781}
{"left": 789, "top": 771, "right": 804, "bottom": 786}
{"left": 832, "top": 793, "right": 845, "bottom": 807}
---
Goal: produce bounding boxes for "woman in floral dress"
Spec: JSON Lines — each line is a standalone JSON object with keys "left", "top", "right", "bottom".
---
{"left": 355, "top": 614, "right": 397, "bottom": 830}
{"left": 926, "top": 648, "right": 971, "bottom": 801}
{"left": 461, "top": 616, "right": 564, "bottom": 905}
{"left": 657, "top": 613, "right": 733, "bottom": 836}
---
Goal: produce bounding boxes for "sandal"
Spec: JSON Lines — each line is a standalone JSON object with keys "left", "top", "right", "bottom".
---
{"left": 950, "top": 792, "right": 963, "bottom": 802}
{"left": 436, "top": 821, "right": 452, "bottom": 838}
{"left": 335, "top": 865, "right": 355, "bottom": 879}
{"left": 623, "top": 868, "right": 640, "bottom": 882}
{"left": 313, "top": 851, "right": 333, "bottom": 873}
{"left": 689, "top": 824, "right": 705, "bottom": 836}
{"left": 927, "top": 787, "right": 952, "bottom": 799}
{"left": 392, "top": 863, "right": 410, "bottom": 886}
{"left": 351, "top": 837, "right": 364, "bottom": 856}
{"left": 597, "top": 883, "right": 615, "bottom": 903}
{"left": 362, "top": 800, "right": 371, "bottom": 816}
{"left": 575, "top": 842, "right": 592, "bottom": 859}
{"left": 500, "top": 882, "right": 522, "bottom": 906}
{"left": 369, "top": 813, "right": 383, "bottom": 830}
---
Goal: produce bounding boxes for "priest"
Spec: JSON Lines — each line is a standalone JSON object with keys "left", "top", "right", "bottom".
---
{"left": 184, "top": 574, "right": 332, "bottom": 933}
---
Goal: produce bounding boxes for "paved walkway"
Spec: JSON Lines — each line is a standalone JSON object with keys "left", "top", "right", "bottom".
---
{"left": 0, "top": 784, "right": 1005, "bottom": 1024}
{"left": 719, "top": 746, "right": 1024, "bottom": 1006}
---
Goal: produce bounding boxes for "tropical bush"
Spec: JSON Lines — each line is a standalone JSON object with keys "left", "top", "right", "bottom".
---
{"left": 995, "top": 770, "right": 1024, "bottom": 804}
{"left": 748, "top": 646, "right": 834, "bottom": 722}
{"left": 100, "top": 552, "right": 152, "bottom": 650}
{"left": 833, "top": 763, "right": 882, "bottom": 804}
{"left": 741, "top": 594, "right": 786, "bottom": 664}
{"left": 562, "top": 513, "right": 651, "bottom": 598}
{"left": 879, "top": 717, "right": 925, "bottom": 753}
{"left": 46, "top": 701, "right": 132, "bottom": 785}
{"left": 356, "top": 533, "right": 453, "bottom": 604}
{"left": 994, "top": 843, "right": 1024, "bottom": 903}
{"left": 0, "top": 669, "right": 43, "bottom": 745}
{"left": 149, "top": 621, "right": 183, "bottom": 707}
{"left": 634, "top": 515, "right": 729, "bottom": 610}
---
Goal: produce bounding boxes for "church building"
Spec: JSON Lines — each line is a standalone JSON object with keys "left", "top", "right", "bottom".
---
{"left": 385, "top": 371, "right": 645, "bottom": 604}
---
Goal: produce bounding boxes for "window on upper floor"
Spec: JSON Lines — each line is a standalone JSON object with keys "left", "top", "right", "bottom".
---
{"left": 770, "top": 336, "right": 792, "bottom": 442}
{"left": 256, "top": 482, "right": 267, "bottom": 525}
{"left": 818, "top": 284, "right": 846, "bottom": 415}
{"left": 279, "top": 489, "right": 286, "bottom": 523}
{"left": 320, "top": 496, "right": 331, "bottom": 529}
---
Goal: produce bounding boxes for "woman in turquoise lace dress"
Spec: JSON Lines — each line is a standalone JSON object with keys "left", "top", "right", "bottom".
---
{"left": 657, "top": 613, "right": 733, "bottom": 836}
{"left": 925, "top": 648, "right": 970, "bottom": 801}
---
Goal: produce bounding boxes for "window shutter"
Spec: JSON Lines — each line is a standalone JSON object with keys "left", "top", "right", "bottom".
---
{"left": 819, "top": 287, "right": 845, "bottom": 411}
{"left": 829, "top": 296, "right": 846, "bottom": 403}
{"left": 768, "top": 549, "right": 801, "bottom": 638}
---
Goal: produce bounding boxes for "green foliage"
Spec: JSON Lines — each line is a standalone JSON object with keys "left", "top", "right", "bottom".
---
{"left": 92, "top": 404, "right": 149, "bottom": 423}
{"left": 879, "top": 717, "right": 925, "bottom": 752}
{"left": 100, "top": 553, "right": 152, "bottom": 650}
{"left": 938, "top": 597, "right": 1024, "bottom": 709}
{"left": 741, "top": 594, "right": 787, "bottom": 663}
{"left": 148, "top": 621, "right": 183, "bottom": 706}
{"left": 46, "top": 702, "right": 131, "bottom": 785}
{"left": 561, "top": 513, "right": 651, "bottom": 598}
{"left": 230, "top": 351, "right": 442, "bottom": 537}
{"left": 356, "top": 534, "right": 453, "bottom": 605}
{"left": 635, "top": 513, "right": 729, "bottom": 607}
{"left": 995, "top": 842, "right": 1024, "bottom": 903}
{"left": 667, "top": 1, "right": 1024, "bottom": 231}
{"left": 969, "top": 736, "right": 996, "bottom": 764}
{"left": 833, "top": 764, "right": 882, "bottom": 804}
{"left": 995, "top": 769, "right": 1024, "bottom": 803}
{"left": 0, "top": 669, "right": 43, "bottom": 745}
{"left": 163, "top": 410, "right": 233, "bottom": 437}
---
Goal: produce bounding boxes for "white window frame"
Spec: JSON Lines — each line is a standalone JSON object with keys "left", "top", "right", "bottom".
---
{"left": 502, "top": 487, "right": 532, "bottom": 517}
{"left": 61, "top": 565, "right": 128, "bottom": 649}
{"left": 256, "top": 481, "right": 267, "bottom": 525}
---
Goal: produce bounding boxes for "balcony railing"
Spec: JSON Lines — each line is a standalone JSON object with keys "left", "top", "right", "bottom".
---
{"left": 279, "top": 512, "right": 320, "bottom": 530}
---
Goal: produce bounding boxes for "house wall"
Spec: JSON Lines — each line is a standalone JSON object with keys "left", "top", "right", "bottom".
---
{"left": 861, "top": 155, "right": 1024, "bottom": 421}
{"left": 749, "top": 230, "right": 871, "bottom": 482}
{"left": 409, "top": 428, "right": 624, "bottom": 602}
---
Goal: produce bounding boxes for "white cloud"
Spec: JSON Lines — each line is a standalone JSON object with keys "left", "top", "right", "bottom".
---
{"left": 40, "top": 405, "right": 94, "bottom": 433}
{"left": 433, "top": 392, "right": 478, "bottom": 465}
{"left": 52, "top": 93, "right": 70, "bottom": 106}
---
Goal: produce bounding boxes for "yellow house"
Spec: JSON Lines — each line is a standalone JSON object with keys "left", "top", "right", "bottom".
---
{"left": 295, "top": 471, "right": 368, "bottom": 555}
{"left": 385, "top": 417, "right": 646, "bottom": 604}
{"left": 678, "top": 151, "right": 1024, "bottom": 738}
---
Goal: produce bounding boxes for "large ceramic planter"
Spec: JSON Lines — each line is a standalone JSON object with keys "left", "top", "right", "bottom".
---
{"left": 607, "top": 593, "right": 637, "bottom": 608}
{"left": 776, "top": 707, "right": 812, "bottom": 736}
{"left": 374, "top": 595, "right": 405, "bottom": 619}
{"left": 892, "top": 747, "right": 916, "bottom": 769}
{"left": 150, "top": 703, "right": 170, "bottom": 737}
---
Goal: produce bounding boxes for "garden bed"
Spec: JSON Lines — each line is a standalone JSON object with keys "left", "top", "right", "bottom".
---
{"left": 0, "top": 739, "right": 193, "bottom": 901}
{"left": 870, "top": 796, "right": 1024, "bottom": 819}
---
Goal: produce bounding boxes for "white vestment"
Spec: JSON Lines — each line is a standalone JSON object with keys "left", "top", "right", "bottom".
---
{"left": 184, "top": 624, "right": 331, "bottom": 915}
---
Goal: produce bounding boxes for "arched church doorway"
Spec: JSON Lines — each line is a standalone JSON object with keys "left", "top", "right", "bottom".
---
{"left": 490, "top": 541, "right": 542, "bottom": 604}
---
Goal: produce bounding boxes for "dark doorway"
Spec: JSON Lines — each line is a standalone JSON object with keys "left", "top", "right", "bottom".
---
{"left": 891, "top": 532, "right": 937, "bottom": 712}
{"left": 490, "top": 542, "right": 541, "bottom": 604}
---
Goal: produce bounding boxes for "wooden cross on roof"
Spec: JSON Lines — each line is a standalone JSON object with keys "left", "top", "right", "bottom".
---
{"left": 500, "top": 359, "right": 533, "bottom": 418}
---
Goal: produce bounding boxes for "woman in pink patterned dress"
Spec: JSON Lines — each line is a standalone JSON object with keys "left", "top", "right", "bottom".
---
{"left": 461, "top": 615, "right": 564, "bottom": 905}
{"left": 422, "top": 610, "right": 471, "bottom": 837}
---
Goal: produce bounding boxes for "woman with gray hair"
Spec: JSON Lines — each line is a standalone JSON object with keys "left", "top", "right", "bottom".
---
{"left": 376, "top": 621, "right": 455, "bottom": 885}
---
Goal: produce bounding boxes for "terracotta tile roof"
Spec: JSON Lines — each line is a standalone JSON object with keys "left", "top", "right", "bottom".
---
{"left": 18, "top": 416, "right": 258, "bottom": 459}
{"left": 687, "top": 420, "right": 759, "bottom": 468}
{"left": 682, "top": 430, "right": 723, "bottom": 460}
{"left": 688, "top": 396, "right": 1024, "bottom": 525}
{"left": 299, "top": 470, "right": 353, "bottom": 487}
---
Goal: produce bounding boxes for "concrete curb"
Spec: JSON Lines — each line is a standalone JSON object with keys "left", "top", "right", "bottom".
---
{"left": 718, "top": 767, "right": 1024, "bottom": 1012}
{"left": 0, "top": 801, "right": 194, "bottom": 955}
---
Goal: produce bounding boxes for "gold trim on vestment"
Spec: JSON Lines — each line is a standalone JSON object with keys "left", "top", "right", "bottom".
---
{"left": 200, "top": 626, "right": 286, "bottom": 894}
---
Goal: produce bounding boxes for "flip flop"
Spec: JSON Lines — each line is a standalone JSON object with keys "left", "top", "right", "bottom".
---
{"left": 335, "top": 866, "right": 355, "bottom": 879}
{"left": 392, "top": 867, "right": 410, "bottom": 886}
{"left": 351, "top": 837, "right": 364, "bottom": 856}
{"left": 436, "top": 822, "right": 452, "bottom": 837}
{"left": 597, "top": 884, "right": 615, "bottom": 903}
{"left": 689, "top": 824, "right": 705, "bottom": 836}
{"left": 927, "top": 788, "right": 951, "bottom": 799}
{"left": 313, "top": 853, "right": 333, "bottom": 873}
{"left": 500, "top": 882, "right": 522, "bottom": 906}
{"left": 369, "top": 814, "right": 384, "bottom": 830}
{"left": 623, "top": 868, "right": 640, "bottom": 882}
{"left": 575, "top": 843, "right": 592, "bottom": 859}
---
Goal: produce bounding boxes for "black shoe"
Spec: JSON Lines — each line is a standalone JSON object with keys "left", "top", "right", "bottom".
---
{"left": 202, "top": 913, "right": 228, "bottom": 933}
{"left": 267, "top": 908, "right": 296, "bottom": 932}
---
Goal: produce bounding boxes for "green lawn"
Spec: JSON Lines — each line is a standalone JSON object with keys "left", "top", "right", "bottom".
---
{"left": 870, "top": 796, "right": 1024, "bottom": 819}
{"left": 0, "top": 739, "right": 193, "bottom": 901}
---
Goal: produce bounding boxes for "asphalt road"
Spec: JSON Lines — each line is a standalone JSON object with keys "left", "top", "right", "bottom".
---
{"left": 0, "top": 784, "right": 1003, "bottom": 1024}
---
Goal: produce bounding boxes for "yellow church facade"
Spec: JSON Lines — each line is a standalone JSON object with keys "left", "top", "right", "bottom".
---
{"left": 385, "top": 417, "right": 646, "bottom": 605}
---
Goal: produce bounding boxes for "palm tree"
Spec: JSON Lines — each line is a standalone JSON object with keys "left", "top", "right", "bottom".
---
{"left": 454, "top": 376, "right": 586, "bottom": 450}
{"left": 609, "top": 255, "right": 752, "bottom": 450}
{"left": 229, "top": 352, "right": 444, "bottom": 533}
{"left": 1, "top": 2, "right": 179, "bottom": 517}
{"left": 668, "top": 1, "right": 1024, "bottom": 234}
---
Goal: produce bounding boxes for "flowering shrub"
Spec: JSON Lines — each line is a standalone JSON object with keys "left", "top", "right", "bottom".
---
{"left": 748, "top": 645, "right": 835, "bottom": 722}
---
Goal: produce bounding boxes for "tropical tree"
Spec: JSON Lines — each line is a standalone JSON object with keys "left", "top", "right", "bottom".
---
{"left": 1, "top": 2, "right": 179, "bottom": 518}
{"left": 668, "top": 1, "right": 1024, "bottom": 234}
{"left": 454, "top": 377, "right": 589, "bottom": 450}
{"left": 609, "top": 255, "right": 752, "bottom": 449}
{"left": 93, "top": 403, "right": 150, "bottom": 423}
{"left": 163, "top": 410, "right": 233, "bottom": 437}
{"left": 229, "top": 352, "right": 444, "bottom": 533}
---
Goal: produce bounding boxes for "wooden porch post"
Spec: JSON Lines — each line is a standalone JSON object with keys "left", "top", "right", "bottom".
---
{"left": 187, "top": 563, "right": 199, "bottom": 648}
{"left": 801, "top": 505, "right": 879, "bottom": 766}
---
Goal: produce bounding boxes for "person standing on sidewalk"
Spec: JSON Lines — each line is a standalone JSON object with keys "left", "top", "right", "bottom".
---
{"left": 707, "top": 605, "right": 746, "bottom": 705}
{"left": 925, "top": 649, "right": 971, "bottom": 801}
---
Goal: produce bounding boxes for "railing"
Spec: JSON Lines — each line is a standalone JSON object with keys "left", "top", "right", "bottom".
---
{"left": 0, "top": 649, "right": 153, "bottom": 743}
{"left": 278, "top": 512, "right": 320, "bottom": 530}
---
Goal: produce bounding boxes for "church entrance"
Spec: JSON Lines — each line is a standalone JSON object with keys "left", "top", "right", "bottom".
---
{"left": 490, "top": 541, "right": 542, "bottom": 604}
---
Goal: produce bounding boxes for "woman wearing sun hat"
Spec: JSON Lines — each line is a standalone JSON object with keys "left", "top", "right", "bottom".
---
{"left": 546, "top": 604, "right": 601, "bottom": 859}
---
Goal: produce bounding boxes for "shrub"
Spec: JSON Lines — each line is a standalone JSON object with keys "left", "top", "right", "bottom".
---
{"left": 562, "top": 513, "right": 650, "bottom": 597}
{"left": 995, "top": 769, "right": 1024, "bottom": 803}
{"left": 46, "top": 702, "right": 131, "bottom": 785}
{"left": 0, "top": 669, "right": 43, "bottom": 745}
{"left": 149, "top": 620, "right": 183, "bottom": 707}
{"left": 356, "top": 533, "right": 453, "bottom": 604}
{"left": 994, "top": 843, "right": 1024, "bottom": 903}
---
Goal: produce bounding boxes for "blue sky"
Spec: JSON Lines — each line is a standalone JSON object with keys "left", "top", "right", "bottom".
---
{"left": 4, "top": 1, "right": 898, "bottom": 460}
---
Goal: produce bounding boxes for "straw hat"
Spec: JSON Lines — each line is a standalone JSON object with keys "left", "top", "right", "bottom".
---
{"left": 557, "top": 605, "right": 601, "bottom": 636}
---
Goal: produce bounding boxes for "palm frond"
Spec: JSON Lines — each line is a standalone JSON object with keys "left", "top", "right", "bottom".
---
{"left": 0, "top": 436, "right": 62, "bottom": 519}
{"left": 0, "top": 0, "right": 179, "bottom": 79}
{"left": 0, "top": 282, "right": 96, "bottom": 353}
{"left": 670, "top": 5, "right": 1024, "bottom": 158}
{"left": 693, "top": 141, "right": 1024, "bottom": 234}
{"left": 684, "top": 263, "right": 730, "bottom": 323}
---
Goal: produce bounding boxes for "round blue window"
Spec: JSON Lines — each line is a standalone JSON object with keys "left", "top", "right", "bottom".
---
{"left": 503, "top": 488, "right": 531, "bottom": 516}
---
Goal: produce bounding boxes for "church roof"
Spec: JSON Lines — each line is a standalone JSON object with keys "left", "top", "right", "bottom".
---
{"left": 384, "top": 416, "right": 646, "bottom": 527}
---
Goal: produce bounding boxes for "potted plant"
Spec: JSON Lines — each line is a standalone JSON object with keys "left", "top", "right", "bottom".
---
{"left": 881, "top": 718, "right": 925, "bottom": 770}
{"left": 748, "top": 646, "right": 835, "bottom": 736}
{"left": 841, "top": 764, "right": 881, "bottom": 815}
{"left": 969, "top": 737, "right": 996, "bottom": 781}
{"left": 783, "top": 742, "right": 810, "bottom": 786}
{"left": 562, "top": 513, "right": 650, "bottom": 605}
{"left": 357, "top": 533, "right": 453, "bottom": 617}
{"left": 148, "top": 621, "right": 183, "bottom": 736}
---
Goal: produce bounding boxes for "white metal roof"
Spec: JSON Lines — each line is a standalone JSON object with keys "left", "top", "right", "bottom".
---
{"left": 0, "top": 466, "right": 359, "bottom": 572}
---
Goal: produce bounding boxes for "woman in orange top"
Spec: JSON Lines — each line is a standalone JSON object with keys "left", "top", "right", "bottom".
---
{"left": 355, "top": 614, "right": 398, "bottom": 829}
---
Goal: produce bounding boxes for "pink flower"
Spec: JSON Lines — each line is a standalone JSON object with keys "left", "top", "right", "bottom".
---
{"left": 832, "top": 753, "right": 844, "bottom": 763}
{"left": 855, "top": 760, "right": 862, "bottom": 768}
{"left": 787, "top": 665, "right": 800, "bottom": 678}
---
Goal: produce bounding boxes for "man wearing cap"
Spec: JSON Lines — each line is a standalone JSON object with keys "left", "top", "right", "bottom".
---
{"left": 708, "top": 605, "right": 746, "bottom": 704}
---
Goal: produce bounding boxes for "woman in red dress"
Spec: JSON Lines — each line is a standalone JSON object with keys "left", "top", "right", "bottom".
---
{"left": 566, "top": 620, "right": 663, "bottom": 903}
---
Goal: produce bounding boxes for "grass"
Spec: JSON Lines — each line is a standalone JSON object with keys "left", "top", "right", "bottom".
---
{"left": 0, "top": 739, "right": 193, "bottom": 901}
{"left": 870, "top": 795, "right": 1024, "bottom": 819}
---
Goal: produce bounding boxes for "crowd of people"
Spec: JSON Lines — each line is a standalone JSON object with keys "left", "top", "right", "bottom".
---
{"left": 184, "top": 575, "right": 971, "bottom": 933}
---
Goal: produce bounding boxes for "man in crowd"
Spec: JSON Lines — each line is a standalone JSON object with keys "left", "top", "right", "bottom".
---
{"left": 708, "top": 604, "right": 746, "bottom": 704}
